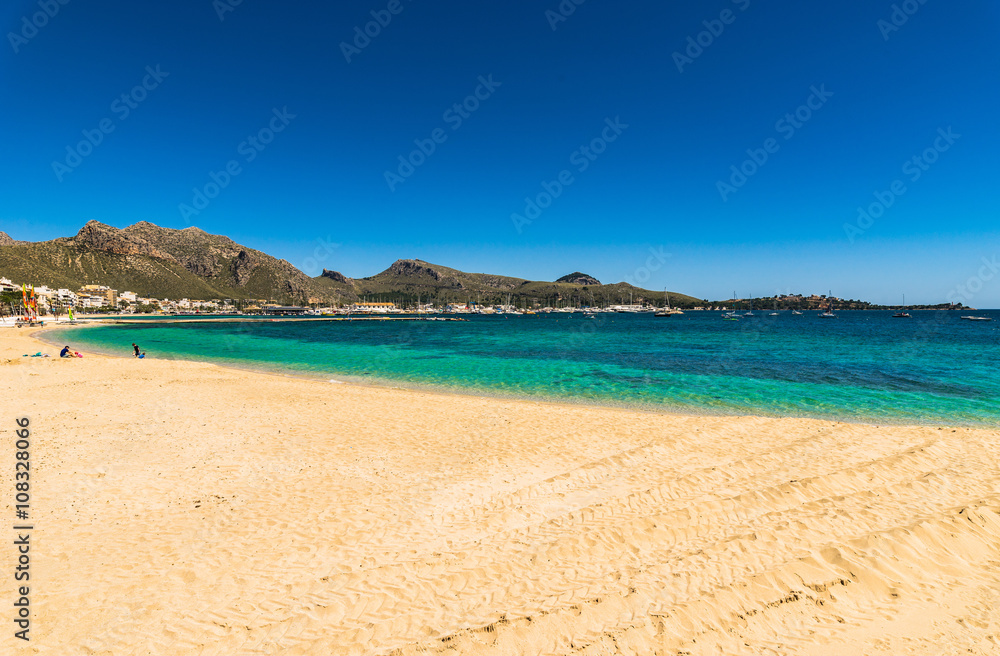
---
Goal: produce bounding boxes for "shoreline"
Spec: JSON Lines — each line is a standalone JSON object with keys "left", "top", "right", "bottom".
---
{"left": 34, "top": 323, "right": 768, "bottom": 427}
{"left": 4, "top": 325, "right": 1000, "bottom": 654}
{"left": 35, "top": 322, "right": 996, "bottom": 431}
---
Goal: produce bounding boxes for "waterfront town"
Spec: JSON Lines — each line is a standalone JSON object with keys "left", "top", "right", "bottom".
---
{"left": 0, "top": 276, "right": 427, "bottom": 316}
{"left": 0, "top": 274, "right": 891, "bottom": 318}
{"left": 0, "top": 277, "right": 231, "bottom": 315}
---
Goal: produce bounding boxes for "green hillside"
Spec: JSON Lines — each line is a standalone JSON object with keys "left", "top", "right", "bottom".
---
{"left": 313, "top": 259, "right": 703, "bottom": 308}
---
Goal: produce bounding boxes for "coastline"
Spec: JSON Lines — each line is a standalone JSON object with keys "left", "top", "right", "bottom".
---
{"left": 34, "top": 322, "right": 993, "bottom": 430}
{"left": 38, "top": 324, "right": 802, "bottom": 438}
{"left": 5, "top": 326, "right": 1000, "bottom": 654}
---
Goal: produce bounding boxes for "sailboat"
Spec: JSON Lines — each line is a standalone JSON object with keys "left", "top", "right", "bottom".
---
{"left": 892, "top": 293, "right": 911, "bottom": 318}
{"left": 819, "top": 292, "right": 836, "bottom": 318}
{"left": 723, "top": 291, "right": 740, "bottom": 319}
{"left": 744, "top": 294, "right": 755, "bottom": 317}
{"left": 655, "top": 289, "right": 684, "bottom": 317}
{"left": 769, "top": 297, "right": 779, "bottom": 316}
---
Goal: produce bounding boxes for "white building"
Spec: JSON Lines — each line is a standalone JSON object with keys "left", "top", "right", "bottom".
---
{"left": 350, "top": 302, "right": 399, "bottom": 313}
{"left": 77, "top": 295, "right": 106, "bottom": 309}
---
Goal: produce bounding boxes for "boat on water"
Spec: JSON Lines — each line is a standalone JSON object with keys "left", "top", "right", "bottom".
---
{"left": 791, "top": 310, "right": 804, "bottom": 315}
{"left": 819, "top": 292, "right": 836, "bottom": 318}
{"left": 744, "top": 294, "right": 755, "bottom": 317}
{"left": 723, "top": 292, "right": 740, "bottom": 319}
{"left": 961, "top": 315, "right": 994, "bottom": 322}
{"left": 655, "top": 290, "right": 684, "bottom": 317}
{"left": 892, "top": 293, "right": 911, "bottom": 318}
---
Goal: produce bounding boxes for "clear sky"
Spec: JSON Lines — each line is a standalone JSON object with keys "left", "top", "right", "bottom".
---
{"left": 2, "top": 0, "right": 998, "bottom": 306}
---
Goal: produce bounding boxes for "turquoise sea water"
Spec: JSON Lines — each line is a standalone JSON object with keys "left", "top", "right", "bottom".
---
{"left": 53, "top": 311, "right": 1000, "bottom": 426}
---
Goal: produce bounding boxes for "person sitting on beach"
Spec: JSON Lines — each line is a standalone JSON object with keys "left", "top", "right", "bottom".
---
{"left": 138, "top": 352, "right": 146, "bottom": 359}
{"left": 59, "top": 346, "right": 83, "bottom": 358}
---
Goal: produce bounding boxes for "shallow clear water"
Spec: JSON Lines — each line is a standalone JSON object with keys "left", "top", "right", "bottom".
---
{"left": 55, "top": 310, "right": 1000, "bottom": 426}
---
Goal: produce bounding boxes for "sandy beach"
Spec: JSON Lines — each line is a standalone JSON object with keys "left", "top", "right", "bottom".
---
{"left": 3, "top": 325, "right": 1000, "bottom": 655}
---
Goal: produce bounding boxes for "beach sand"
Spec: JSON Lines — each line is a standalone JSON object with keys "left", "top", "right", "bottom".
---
{"left": 3, "top": 326, "right": 1000, "bottom": 655}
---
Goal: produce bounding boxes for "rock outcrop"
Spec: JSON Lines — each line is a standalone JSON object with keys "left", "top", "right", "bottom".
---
{"left": 321, "top": 269, "right": 352, "bottom": 284}
{"left": 556, "top": 272, "right": 601, "bottom": 286}
{"left": 230, "top": 250, "right": 257, "bottom": 286}
{"left": 388, "top": 259, "right": 443, "bottom": 281}
{"left": 73, "top": 221, "right": 178, "bottom": 263}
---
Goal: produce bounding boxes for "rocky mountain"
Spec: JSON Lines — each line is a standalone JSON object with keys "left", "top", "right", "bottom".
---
{"left": 366, "top": 259, "right": 525, "bottom": 292}
{"left": 0, "top": 231, "right": 25, "bottom": 246}
{"left": 0, "top": 221, "right": 347, "bottom": 303}
{"left": 0, "top": 221, "right": 704, "bottom": 307}
{"left": 556, "top": 272, "right": 601, "bottom": 285}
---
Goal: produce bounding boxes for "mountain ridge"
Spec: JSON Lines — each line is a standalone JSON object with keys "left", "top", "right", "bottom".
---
{"left": 0, "top": 222, "right": 702, "bottom": 307}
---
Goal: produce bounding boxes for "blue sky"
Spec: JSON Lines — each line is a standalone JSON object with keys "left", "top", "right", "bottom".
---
{"left": 1, "top": 0, "right": 998, "bottom": 306}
